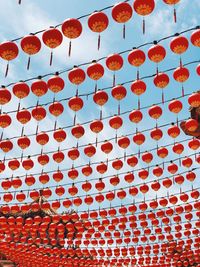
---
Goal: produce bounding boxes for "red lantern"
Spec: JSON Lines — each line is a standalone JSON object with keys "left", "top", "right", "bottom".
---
{"left": 39, "top": 173, "right": 50, "bottom": 184}
{"left": 12, "top": 82, "right": 30, "bottom": 100}
{"left": 109, "top": 115, "right": 123, "bottom": 141}
{"left": 167, "top": 124, "right": 180, "bottom": 138}
{"left": 131, "top": 80, "right": 146, "bottom": 109}
{"left": 191, "top": 29, "right": 200, "bottom": 47}
{"left": 128, "top": 48, "right": 146, "bottom": 79}
{"left": 61, "top": 18, "right": 82, "bottom": 56}
{"left": 127, "top": 155, "right": 138, "bottom": 167}
{"left": 42, "top": 27, "right": 63, "bottom": 65}
{"left": 31, "top": 105, "right": 46, "bottom": 121}
{"left": 68, "top": 147, "right": 80, "bottom": 161}
{"left": 16, "top": 109, "right": 31, "bottom": 124}
{"left": 0, "top": 139, "right": 13, "bottom": 153}
{"left": 25, "top": 175, "right": 35, "bottom": 186}
{"left": 96, "top": 162, "right": 108, "bottom": 174}
{"left": 196, "top": 64, "right": 200, "bottom": 76}
{"left": 133, "top": 0, "right": 155, "bottom": 34}
{"left": 142, "top": 151, "right": 153, "bottom": 164}
{"left": 0, "top": 41, "right": 19, "bottom": 76}
{"left": 68, "top": 66, "right": 86, "bottom": 92}
{"left": 148, "top": 105, "right": 163, "bottom": 121}
{"left": 101, "top": 141, "right": 113, "bottom": 155}
{"left": 84, "top": 144, "right": 96, "bottom": 158}
{"left": 53, "top": 150, "right": 65, "bottom": 163}
{"left": 31, "top": 79, "right": 48, "bottom": 97}
{"left": 71, "top": 124, "right": 85, "bottom": 140}
{"left": 111, "top": 85, "right": 127, "bottom": 114}
{"left": 68, "top": 168, "right": 79, "bottom": 180}
{"left": 88, "top": 11, "right": 109, "bottom": 50}
{"left": 49, "top": 102, "right": 64, "bottom": 122}
{"left": 68, "top": 96, "right": 84, "bottom": 125}
{"left": 157, "top": 147, "right": 168, "bottom": 159}
{"left": 0, "top": 113, "right": 12, "bottom": 128}
{"left": 87, "top": 61, "right": 104, "bottom": 92}
{"left": 154, "top": 73, "right": 170, "bottom": 103}
{"left": 112, "top": 2, "right": 133, "bottom": 38}
{"left": 148, "top": 43, "right": 166, "bottom": 73}
{"left": 162, "top": 0, "right": 180, "bottom": 22}
{"left": 188, "top": 139, "right": 200, "bottom": 150}
{"left": 185, "top": 119, "right": 198, "bottom": 132}
{"left": 188, "top": 92, "right": 200, "bottom": 108}
{"left": 21, "top": 34, "right": 41, "bottom": 69}
{"left": 36, "top": 132, "right": 49, "bottom": 145}
{"left": 106, "top": 54, "right": 123, "bottom": 86}
{"left": 47, "top": 74, "right": 65, "bottom": 93}
{"left": 17, "top": 135, "right": 30, "bottom": 149}
{"left": 68, "top": 185, "right": 78, "bottom": 196}
{"left": 22, "top": 156, "right": 34, "bottom": 170}
{"left": 0, "top": 87, "right": 11, "bottom": 105}
{"left": 8, "top": 158, "right": 20, "bottom": 170}
{"left": 170, "top": 35, "right": 189, "bottom": 67}
{"left": 173, "top": 66, "right": 190, "bottom": 96}
{"left": 93, "top": 90, "right": 108, "bottom": 119}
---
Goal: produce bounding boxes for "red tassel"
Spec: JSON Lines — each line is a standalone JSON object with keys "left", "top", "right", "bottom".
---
{"left": 138, "top": 98, "right": 140, "bottom": 110}
{"left": 73, "top": 113, "right": 76, "bottom": 126}
{"left": 143, "top": 18, "right": 145, "bottom": 34}
{"left": 182, "top": 85, "right": 184, "bottom": 97}
{"left": 123, "top": 24, "right": 126, "bottom": 39}
{"left": 173, "top": 7, "right": 177, "bottom": 23}
{"left": 113, "top": 73, "right": 116, "bottom": 87}
{"left": 54, "top": 120, "right": 57, "bottom": 130}
{"left": 100, "top": 109, "right": 102, "bottom": 120}
{"left": 180, "top": 57, "right": 182, "bottom": 68}
{"left": 95, "top": 82, "right": 97, "bottom": 93}
{"left": 118, "top": 102, "right": 120, "bottom": 115}
{"left": 5, "top": 62, "right": 9, "bottom": 77}
{"left": 68, "top": 40, "right": 72, "bottom": 57}
{"left": 98, "top": 34, "right": 101, "bottom": 50}
{"left": 137, "top": 69, "right": 139, "bottom": 80}
{"left": 27, "top": 56, "right": 31, "bottom": 70}
{"left": 95, "top": 136, "right": 98, "bottom": 147}
{"left": 124, "top": 151, "right": 126, "bottom": 161}
{"left": 162, "top": 91, "right": 164, "bottom": 104}
{"left": 50, "top": 51, "right": 53, "bottom": 66}
{"left": 115, "top": 132, "right": 117, "bottom": 143}
{"left": 21, "top": 126, "right": 24, "bottom": 136}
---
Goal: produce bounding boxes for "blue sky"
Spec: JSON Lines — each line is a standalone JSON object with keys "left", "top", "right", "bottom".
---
{"left": 0, "top": 0, "right": 199, "bottom": 249}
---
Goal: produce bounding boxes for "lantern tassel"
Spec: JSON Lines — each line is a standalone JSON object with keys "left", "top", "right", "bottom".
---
{"left": 162, "top": 91, "right": 164, "bottom": 104}
{"left": 100, "top": 109, "right": 102, "bottom": 120}
{"left": 182, "top": 85, "right": 184, "bottom": 97}
{"left": 27, "top": 56, "right": 31, "bottom": 70}
{"left": 5, "top": 62, "right": 9, "bottom": 77}
{"left": 173, "top": 7, "right": 177, "bottom": 23}
{"left": 138, "top": 98, "right": 140, "bottom": 110}
{"left": 19, "top": 0, "right": 22, "bottom": 3}
{"left": 123, "top": 24, "right": 126, "bottom": 39}
{"left": 68, "top": 40, "right": 72, "bottom": 57}
{"left": 50, "top": 51, "right": 53, "bottom": 66}
{"left": 73, "top": 113, "right": 77, "bottom": 126}
{"left": 54, "top": 120, "right": 57, "bottom": 130}
{"left": 137, "top": 69, "right": 139, "bottom": 80}
{"left": 118, "top": 102, "right": 120, "bottom": 115}
{"left": 115, "top": 132, "right": 117, "bottom": 143}
{"left": 21, "top": 126, "right": 24, "bottom": 136}
{"left": 98, "top": 34, "right": 101, "bottom": 50}
{"left": 113, "top": 73, "right": 116, "bottom": 87}
{"left": 95, "top": 136, "right": 98, "bottom": 147}
{"left": 95, "top": 82, "right": 98, "bottom": 93}
{"left": 143, "top": 18, "right": 145, "bottom": 34}
{"left": 124, "top": 151, "right": 126, "bottom": 161}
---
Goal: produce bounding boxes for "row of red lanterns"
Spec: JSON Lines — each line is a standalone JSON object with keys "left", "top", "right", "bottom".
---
{"left": 4, "top": 1, "right": 187, "bottom": 74}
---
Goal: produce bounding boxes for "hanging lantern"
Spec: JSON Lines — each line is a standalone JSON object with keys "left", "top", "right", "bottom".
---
{"left": 128, "top": 48, "right": 146, "bottom": 79}
{"left": 133, "top": 0, "right": 155, "bottom": 34}
{"left": 112, "top": 2, "right": 133, "bottom": 39}
{"left": 109, "top": 115, "right": 123, "bottom": 141}
{"left": 68, "top": 96, "right": 84, "bottom": 125}
{"left": 167, "top": 124, "right": 180, "bottom": 138}
{"left": 68, "top": 185, "right": 78, "bottom": 196}
{"left": 82, "top": 164, "right": 93, "bottom": 177}
{"left": 131, "top": 79, "right": 146, "bottom": 109}
{"left": 8, "top": 158, "right": 20, "bottom": 170}
{"left": 118, "top": 136, "right": 130, "bottom": 159}
{"left": 1, "top": 179, "right": 12, "bottom": 190}
{"left": 31, "top": 78, "right": 48, "bottom": 97}
{"left": 162, "top": 0, "right": 180, "bottom": 22}
{"left": 17, "top": 135, "right": 30, "bottom": 149}
{"left": 68, "top": 147, "right": 80, "bottom": 161}
{"left": 21, "top": 34, "right": 41, "bottom": 69}
{"left": 142, "top": 151, "right": 153, "bottom": 164}
{"left": 106, "top": 54, "right": 123, "bottom": 86}
{"left": 167, "top": 161, "right": 178, "bottom": 174}
{"left": 16, "top": 109, "right": 31, "bottom": 125}
{"left": 168, "top": 99, "right": 183, "bottom": 124}
{"left": 71, "top": 124, "right": 85, "bottom": 141}
{"left": 53, "top": 170, "right": 63, "bottom": 183}
{"left": 112, "top": 158, "right": 123, "bottom": 171}
{"left": 0, "top": 113, "right": 12, "bottom": 129}
{"left": 42, "top": 27, "right": 63, "bottom": 65}
{"left": 12, "top": 82, "right": 30, "bottom": 101}
{"left": 129, "top": 109, "right": 143, "bottom": 131}
{"left": 12, "top": 177, "right": 22, "bottom": 189}
{"left": 53, "top": 128, "right": 66, "bottom": 142}
{"left": 53, "top": 150, "right": 65, "bottom": 163}
{"left": 184, "top": 118, "right": 198, "bottom": 132}
{"left": 196, "top": 64, "right": 200, "bottom": 76}
{"left": 111, "top": 84, "right": 127, "bottom": 114}
{"left": 84, "top": 144, "right": 96, "bottom": 158}
{"left": 39, "top": 173, "right": 50, "bottom": 184}
{"left": 0, "top": 139, "right": 13, "bottom": 153}
{"left": 87, "top": 60, "right": 104, "bottom": 92}
{"left": 49, "top": 101, "right": 64, "bottom": 129}
{"left": 148, "top": 105, "right": 163, "bottom": 120}
{"left": 0, "top": 87, "right": 11, "bottom": 105}
{"left": 170, "top": 35, "right": 189, "bottom": 66}
{"left": 93, "top": 90, "right": 108, "bottom": 119}
{"left": 191, "top": 29, "right": 200, "bottom": 47}
{"left": 16, "top": 192, "right": 26, "bottom": 202}
{"left": 101, "top": 141, "right": 113, "bottom": 156}
{"left": 157, "top": 147, "right": 168, "bottom": 159}
{"left": 96, "top": 162, "right": 108, "bottom": 174}
{"left": 25, "top": 175, "right": 35, "bottom": 186}
{"left": 188, "top": 138, "right": 200, "bottom": 150}
{"left": 0, "top": 161, "right": 5, "bottom": 173}
{"left": 31, "top": 105, "right": 46, "bottom": 121}
{"left": 153, "top": 165, "right": 163, "bottom": 177}
{"left": 127, "top": 155, "right": 138, "bottom": 167}
{"left": 47, "top": 74, "right": 65, "bottom": 94}
{"left": 153, "top": 73, "right": 170, "bottom": 103}
{"left": 22, "top": 156, "right": 34, "bottom": 170}
{"left": 133, "top": 132, "right": 145, "bottom": 156}
{"left": 36, "top": 132, "right": 49, "bottom": 146}
{"left": 188, "top": 92, "right": 200, "bottom": 108}
{"left": 88, "top": 11, "right": 109, "bottom": 50}
{"left": 68, "top": 66, "right": 86, "bottom": 93}
{"left": 61, "top": 18, "right": 82, "bottom": 56}
{"left": 0, "top": 41, "right": 19, "bottom": 76}
{"left": 148, "top": 43, "right": 166, "bottom": 73}
{"left": 173, "top": 66, "right": 190, "bottom": 96}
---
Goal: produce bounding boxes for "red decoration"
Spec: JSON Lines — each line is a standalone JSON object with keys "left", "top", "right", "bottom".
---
{"left": 93, "top": 90, "right": 108, "bottom": 119}
{"left": 153, "top": 73, "right": 170, "bottom": 103}
{"left": 42, "top": 27, "right": 63, "bottom": 65}
{"left": 87, "top": 61, "right": 104, "bottom": 92}
{"left": 112, "top": 2, "right": 133, "bottom": 39}
{"left": 61, "top": 18, "right": 82, "bottom": 56}
{"left": 21, "top": 34, "right": 41, "bottom": 69}
{"left": 31, "top": 79, "right": 48, "bottom": 97}
{"left": 133, "top": 0, "right": 155, "bottom": 34}
{"left": 190, "top": 29, "right": 200, "bottom": 47}
{"left": 128, "top": 48, "right": 146, "bottom": 79}
{"left": 162, "top": 0, "right": 181, "bottom": 22}
{"left": 0, "top": 41, "right": 19, "bottom": 76}
{"left": 47, "top": 74, "right": 65, "bottom": 93}
{"left": 106, "top": 54, "right": 123, "bottom": 86}
{"left": 88, "top": 11, "right": 109, "bottom": 50}
{"left": 148, "top": 43, "right": 166, "bottom": 73}
{"left": 131, "top": 80, "right": 146, "bottom": 108}
{"left": 0, "top": 87, "right": 11, "bottom": 105}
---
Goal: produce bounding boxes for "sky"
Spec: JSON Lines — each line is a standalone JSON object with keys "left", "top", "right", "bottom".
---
{"left": 0, "top": 0, "right": 199, "bottom": 253}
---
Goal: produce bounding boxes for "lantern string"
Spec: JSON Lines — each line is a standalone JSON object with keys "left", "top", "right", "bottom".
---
{"left": 5, "top": 26, "right": 199, "bottom": 88}
{"left": 27, "top": 56, "right": 31, "bottom": 70}
{"left": 0, "top": 145, "right": 197, "bottom": 193}
{"left": 3, "top": 59, "right": 199, "bottom": 117}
